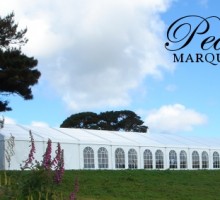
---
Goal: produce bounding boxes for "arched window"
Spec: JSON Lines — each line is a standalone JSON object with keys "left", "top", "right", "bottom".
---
{"left": 169, "top": 150, "right": 177, "bottom": 169}
{"left": 115, "top": 148, "right": 125, "bottom": 169}
{"left": 213, "top": 152, "right": 220, "bottom": 168}
{"left": 192, "top": 151, "right": 200, "bottom": 169}
{"left": 83, "top": 147, "right": 95, "bottom": 169}
{"left": 155, "top": 150, "right": 164, "bottom": 169}
{"left": 202, "top": 151, "right": 209, "bottom": 169}
{"left": 98, "top": 147, "right": 108, "bottom": 169}
{"left": 144, "top": 149, "right": 153, "bottom": 169}
{"left": 128, "top": 149, "right": 138, "bottom": 169}
{"left": 180, "top": 150, "right": 187, "bottom": 169}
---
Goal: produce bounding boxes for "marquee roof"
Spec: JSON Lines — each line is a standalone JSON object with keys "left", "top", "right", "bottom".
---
{"left": 0, "top": 124, "right": 220, "bottom": 149}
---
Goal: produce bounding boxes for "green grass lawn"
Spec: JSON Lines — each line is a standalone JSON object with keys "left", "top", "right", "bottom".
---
{"left": 63, "top": 170, "right": 220, "bottom": 200}
{"left": 3, "top": 170, "right": 220, "bottom": 200}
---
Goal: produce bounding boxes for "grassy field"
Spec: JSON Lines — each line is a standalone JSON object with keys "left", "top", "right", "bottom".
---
{"left": 65, "top": 170, "right": 220, "bottom": 200}
{"left": 3, "top": 170, "right": 220, "bottom": 200}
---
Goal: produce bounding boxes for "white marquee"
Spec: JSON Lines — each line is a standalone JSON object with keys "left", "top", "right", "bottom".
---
{"left": 1, "top": 124, "right": 220, "bottom": 170}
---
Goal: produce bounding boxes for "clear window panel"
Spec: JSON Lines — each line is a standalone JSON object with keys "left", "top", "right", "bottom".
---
{"left": 180, "top": 150, "right": 187, "bottom": 169}
{"left": 213, "top": 152, "right": 220, "bottom": 168}
{"left": 98, "top": 147, "right": 108, "bottom": 169}
{"left": 202, "top": 151, "right": 209, "bottom": 169}
{"left": 128, "top": 149, "right": 138, "bottom": 169}
{"left": 169, "top": 150, "right": 177, "bottom": 169}
{"left": 83, "top": 147, "right": 95, "bottom": 169}
{"left": 144, "top": 149, "right": 153, "bottom": 169}
{"left": 192, "top": 151, "right": 200, "bottom": 169}
{"left": 155, "top": 150, "right": 164, "bottom": 169}
{"left": 115, "top": 148, "right": 125, "bottom": 169}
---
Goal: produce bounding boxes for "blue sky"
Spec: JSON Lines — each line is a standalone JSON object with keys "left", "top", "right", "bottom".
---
{"left": 1, "top": 0, "right": 220, "bottom": 136}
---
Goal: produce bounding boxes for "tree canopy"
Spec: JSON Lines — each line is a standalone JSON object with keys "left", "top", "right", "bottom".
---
{"left": 0, "top": 12, "right": 41, "bottom": 111}
{"left": 60, "top": 110, "right": 148, "bottom": 133}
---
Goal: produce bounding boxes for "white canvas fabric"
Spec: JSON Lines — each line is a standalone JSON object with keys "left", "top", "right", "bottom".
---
{"left": 0, "top": 124, "right": 220, "bottom": 170}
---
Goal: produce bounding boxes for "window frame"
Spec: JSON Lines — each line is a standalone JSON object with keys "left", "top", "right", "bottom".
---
{"left": 98, "top": 147, "right": 108, "bottom": 169}
{"left": 83, "top": 147, "right": 95, "bottom": 169}
{"left": 192, "top": 151, "right": 200, "bottom": 169}
{"left": 169, "top": 150, "right": 177, "bottom": 169}
{"left": 202, "top": 151, "right": 209, "bottom": 169}
{"left": 213, "top": 152, "right": 220, "bottom": 168}
{"left": 155, "top": 150, "right": 164, "bottom": 169}
{"left": 115, "top": 148, "right": 125, "bottom": 169}
{"left": 180, "top": 150, "right": 187, "bottom": 169}
{"left": 144, "top": 149, "right": 153, "bottom": 169}
{"left": 128, "top": 149, "right": 138, "bottom": 169}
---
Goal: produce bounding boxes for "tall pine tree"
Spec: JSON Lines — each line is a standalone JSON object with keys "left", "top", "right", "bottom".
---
{"left": 0, "top": 12, "right": 41, "bottom": 111}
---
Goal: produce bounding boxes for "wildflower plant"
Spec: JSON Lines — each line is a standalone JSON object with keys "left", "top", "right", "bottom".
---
{"left": 19, "top": 131, "right": 67, "bottom": 199}
{"left": 42, "top": 139, "right": 52, "bottom": 170}
{"left": 1, "top": 130, "right": 79, "bottom": 200}
{"left": 69, "top": 176, "right": 79, "bottom": 200}
{"left": 21, "top": 130, "right": 36, "bottom": 170}
{"left": 5, "top": 133, "right": 15, "bottom": 169}
{"left": 53, "top": 143, "right": 65, "bottom": 184}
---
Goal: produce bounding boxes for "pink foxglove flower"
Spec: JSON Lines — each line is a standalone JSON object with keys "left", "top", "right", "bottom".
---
{"left": 21, "top": 130, "right": 36, "bottom": 169}
{"left": 42, "top": 139, "right": 52, "bottom": 170}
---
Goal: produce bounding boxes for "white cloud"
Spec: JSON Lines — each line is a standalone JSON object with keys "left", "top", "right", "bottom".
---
{"left": 0, "top": 0, "right": 174, "bottom": 111}
{"left": 145, "top": 104, "right": 207, "bottom": 133}
{"left": 1, "top": 117, "right": 49, "bottom": 127}
{"left": 4, "top": 117, "right": 17, "bottom": 124}
{"left": 31, "top": 121, "right": 49, "bottom": 127}
{"left": 0, "top": 116, "right": 49, "bottom": 127}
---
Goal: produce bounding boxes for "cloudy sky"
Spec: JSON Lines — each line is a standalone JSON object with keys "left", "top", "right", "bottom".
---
{"left": 1, "top": 0, "right": 220, "bottom": 136}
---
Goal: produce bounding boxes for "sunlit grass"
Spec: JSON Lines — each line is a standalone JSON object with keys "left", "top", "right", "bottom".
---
{"left": 65, "top": 170, "right": 220, "bottom": 200}
{"left": 3, "top": 170, "right": 220, "bottom": 200}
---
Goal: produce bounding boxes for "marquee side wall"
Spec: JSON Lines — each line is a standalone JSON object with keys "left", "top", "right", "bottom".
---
{"left": 4, "top": 141, "right": 220, "bottom": 170}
